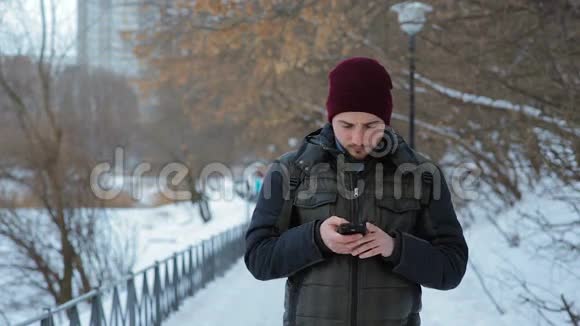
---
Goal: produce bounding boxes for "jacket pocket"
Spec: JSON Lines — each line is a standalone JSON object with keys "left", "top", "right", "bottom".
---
{"left": 375, "top": 197, "right": 421, "bottom": 232}
{"left": 378, "top": 198, "right": 421, "bottom": 212}
{"left": 294, "top": 191, "right": 337, "bottom": 224}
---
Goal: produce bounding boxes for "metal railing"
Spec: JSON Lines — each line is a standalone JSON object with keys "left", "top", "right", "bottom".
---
{"left": 15, "top": 222, "right": 249, "bottom": 326}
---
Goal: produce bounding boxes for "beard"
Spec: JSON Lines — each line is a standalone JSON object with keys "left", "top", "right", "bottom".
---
{"left": 347, "top": 146, "right": 368, "bottom": 159}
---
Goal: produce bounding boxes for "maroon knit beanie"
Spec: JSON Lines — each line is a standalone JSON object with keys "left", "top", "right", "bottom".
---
{"left": 326, "top": 57, "right": 393, "bottom": 125}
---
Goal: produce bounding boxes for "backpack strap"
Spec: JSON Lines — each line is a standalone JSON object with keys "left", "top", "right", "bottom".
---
{"left": 275, "top": 160, "right": 304, "bottom": 233}
{"left": 420, "top": 171, "right": 433, "bottom": 207}
{"left": 273, "top": 141, "right": 310, "bottom": 233}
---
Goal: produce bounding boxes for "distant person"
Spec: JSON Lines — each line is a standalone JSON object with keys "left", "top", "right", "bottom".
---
{"left": 244, "top": 57, "right": 468, "bottom": 326}
{"left": 254, "top": 170, "right": 264, "bottom": 196}
{"left": 246, "top": 170, "right": 264, "bottom": 202}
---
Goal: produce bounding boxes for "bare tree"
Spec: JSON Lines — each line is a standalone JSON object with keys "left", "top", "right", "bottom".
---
{"left": 0, "top": 0, "right": 136, "bottom": 319}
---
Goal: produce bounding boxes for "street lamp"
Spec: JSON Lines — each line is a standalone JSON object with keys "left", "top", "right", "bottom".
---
{"left": 390, "top": 1, "right": 433, "bottom": 150}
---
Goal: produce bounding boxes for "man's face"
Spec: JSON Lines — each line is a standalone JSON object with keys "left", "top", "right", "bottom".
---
{"left": 332, "top": 112, "right": 386, "bottom": 160}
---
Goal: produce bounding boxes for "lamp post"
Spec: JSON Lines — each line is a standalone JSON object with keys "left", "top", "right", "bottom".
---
{"left": 390, "top": 2, "right": 432, "bottom": 150}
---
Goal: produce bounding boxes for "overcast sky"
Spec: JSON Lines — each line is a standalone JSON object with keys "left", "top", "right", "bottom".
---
{"left": 0, "top": 0, "right": 77, "bottom": 58}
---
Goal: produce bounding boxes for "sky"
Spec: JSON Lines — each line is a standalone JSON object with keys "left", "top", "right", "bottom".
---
{"left": 0, "top": 0, "right": 77, "bottom": 58}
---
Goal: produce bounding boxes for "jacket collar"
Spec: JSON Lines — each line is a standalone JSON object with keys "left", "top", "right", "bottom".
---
{"left": 300, "top": 123, "right": 419, "bottom": 168}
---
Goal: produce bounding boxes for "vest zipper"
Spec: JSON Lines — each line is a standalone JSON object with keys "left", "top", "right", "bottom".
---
{"left": 350, "top": 172, "right": 360, "bottom": 326}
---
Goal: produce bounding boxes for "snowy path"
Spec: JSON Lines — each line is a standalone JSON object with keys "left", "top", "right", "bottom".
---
{"left": 165, "top": 259, "right": 285, "bottom": 325}
{"left": 164, "top": 257, "right": 521, "bottom": 326}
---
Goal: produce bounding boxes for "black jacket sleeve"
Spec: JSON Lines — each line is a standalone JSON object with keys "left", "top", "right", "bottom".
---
{"left": 381, "top": 230, "right": 402, "bottom": 265}
{"left": 244, "top": 163, "right": 328, "bottom": 281}
{"left": 314, "top": 219, "right": 334, "bottom": 257}
{"left": 389, "top": 169, "right": 469, "bottom": 290}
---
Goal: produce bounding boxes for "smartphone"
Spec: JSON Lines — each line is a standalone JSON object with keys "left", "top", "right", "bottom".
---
{"left": 337, "top": 222, "right": 367, "bottom": 235}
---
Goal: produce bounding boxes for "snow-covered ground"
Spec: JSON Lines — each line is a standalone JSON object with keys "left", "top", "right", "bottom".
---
{"left": 164, "top": 260, "right": 285, "bottom": 326}
{"left": 3, "top": 194, "right": 254, "bottom": 325}
{"left": 118, "top": 197, "right": 253, "bottom": 271}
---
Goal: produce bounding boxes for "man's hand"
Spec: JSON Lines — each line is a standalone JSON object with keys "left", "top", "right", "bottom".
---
{"left": 351, "top": 222, "right": 395, "bottom": 259}
{"left": 320, "top": 216, "right": 364, "bottom": 254}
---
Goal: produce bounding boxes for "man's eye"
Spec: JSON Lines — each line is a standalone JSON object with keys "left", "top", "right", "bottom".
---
{"left": 343, "top": 125, "right": 353, "bottom": 129}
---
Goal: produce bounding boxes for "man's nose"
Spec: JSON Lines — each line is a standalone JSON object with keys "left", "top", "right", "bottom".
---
{"left": 351, "top": 129, "right": 364, "bottom": 146}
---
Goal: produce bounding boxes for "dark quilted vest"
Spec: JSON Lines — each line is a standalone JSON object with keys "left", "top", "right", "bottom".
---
{"left": 281, "top": 129, "right": 427, "bottom": 326}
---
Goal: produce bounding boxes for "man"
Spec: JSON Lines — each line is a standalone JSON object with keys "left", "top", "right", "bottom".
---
{"left": 244, "top": 57, "right": 468, "bottom": 326}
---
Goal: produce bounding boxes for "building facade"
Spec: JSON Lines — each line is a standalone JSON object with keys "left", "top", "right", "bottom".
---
{"left": 77, "top": 0, "right": 153, "bottom": 77}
